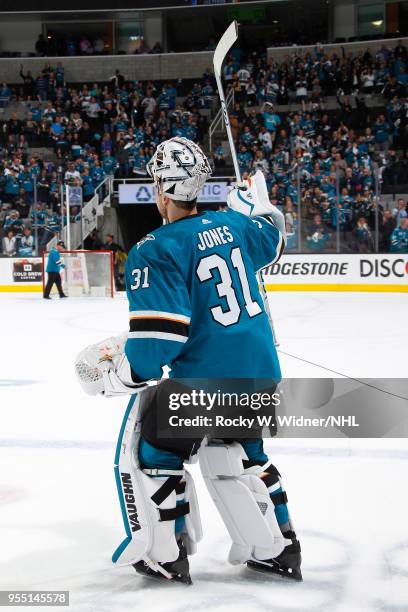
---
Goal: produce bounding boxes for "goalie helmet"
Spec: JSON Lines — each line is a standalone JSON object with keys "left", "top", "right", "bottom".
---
{"left": 147, "top": 137, "right": 212, "bottom": 202}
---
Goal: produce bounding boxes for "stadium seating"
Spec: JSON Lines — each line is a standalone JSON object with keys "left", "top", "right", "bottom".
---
{"left": 0, "top": 37, "right": 407, "bottom": 255}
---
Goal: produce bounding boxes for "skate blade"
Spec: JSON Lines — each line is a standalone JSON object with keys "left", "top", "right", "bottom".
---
{"left": 246, "top": 560, "right": 303, "bottom": 582}
{"left": 133, "top": 563, "right": 193, "bottom": 586}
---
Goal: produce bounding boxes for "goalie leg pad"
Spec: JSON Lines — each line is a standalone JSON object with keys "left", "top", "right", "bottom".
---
{"left": 198, "top": 441, "right": 286, "bottom": 565}
{"left": 240, "top": 439, "right": 294, "bottom": 537}
{"left": 113, "top": 393, "right": 202, "bottom": 568}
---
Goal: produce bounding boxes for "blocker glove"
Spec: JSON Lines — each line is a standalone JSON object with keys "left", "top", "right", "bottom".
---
{"left": 227, "top": 169, "right": 286, "bottom": 242}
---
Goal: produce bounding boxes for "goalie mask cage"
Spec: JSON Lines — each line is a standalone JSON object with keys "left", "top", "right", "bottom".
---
{"left": 42, "top": 250, "right": 115, "bottom": 298}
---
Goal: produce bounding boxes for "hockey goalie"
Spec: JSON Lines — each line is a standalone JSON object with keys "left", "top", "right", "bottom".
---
{"left": 75, "top": 137, "right": 302, "bottom": 585}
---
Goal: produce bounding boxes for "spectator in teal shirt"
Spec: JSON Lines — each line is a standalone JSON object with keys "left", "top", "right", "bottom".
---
{"left": 262, "top": 104, "right": 281, "bottom": 134}
{"left": 390, "top": 219, "right": 408, "bottom": 252}
{"left": 5, "top": 171, "right": 20, "bottom": 198}
{"left": 3, "top": 210, "right": 24, "bottom": 234}
{"left": 373, "top": 114, "right": 390, "bottom": 151}
{"left": 0, "top": 83, "right": 11, "bottom": 109}
{"left": 81, "top": 168, "right": 94, "bottom": 201}
{"left": 102, "top": 152, "right": 117, "bottom": 175}
{"left": 18, "top": 227, "right": 35, "bottom": 256}
{"left": 306, "top": 215, "right": 331, "bottom": 251}
{"left": 92, "top": 161, "right": 105, "bottom": 187}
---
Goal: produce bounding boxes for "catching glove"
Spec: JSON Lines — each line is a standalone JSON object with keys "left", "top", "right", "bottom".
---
{"left": 75, "top": 333, "right": 150, "bottom": 397}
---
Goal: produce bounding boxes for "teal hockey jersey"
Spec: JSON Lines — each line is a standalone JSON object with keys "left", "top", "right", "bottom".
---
{"left": 125, "top": 208, "right": 284, "bottom": 380}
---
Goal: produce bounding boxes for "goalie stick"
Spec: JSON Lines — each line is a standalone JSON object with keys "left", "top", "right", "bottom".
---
{"left": 213, "top": 21, "right": 280, "bottom": 346}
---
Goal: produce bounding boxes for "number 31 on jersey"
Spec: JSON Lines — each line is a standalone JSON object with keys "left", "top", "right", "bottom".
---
{"left": 196, "top": 247, "right": 262, "bottom": 327}
{"left": 131, "top": 267, "right": 150, "bottom": 290}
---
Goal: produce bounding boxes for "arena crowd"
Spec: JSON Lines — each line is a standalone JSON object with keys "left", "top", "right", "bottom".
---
{"left": 0, "top": 38, "right": 407, "bottom": 256}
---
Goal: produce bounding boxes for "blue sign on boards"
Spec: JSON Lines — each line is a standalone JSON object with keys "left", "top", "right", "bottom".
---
{"left": 119, "top": 184, "right": 155, "bottom": 204}
{"left": 118, "top": 182, "right": 231, "bottom": 205}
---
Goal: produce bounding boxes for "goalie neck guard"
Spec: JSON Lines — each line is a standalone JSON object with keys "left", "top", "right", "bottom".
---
{"left": 147, "top": 137, "right": 212, "bottom": 202}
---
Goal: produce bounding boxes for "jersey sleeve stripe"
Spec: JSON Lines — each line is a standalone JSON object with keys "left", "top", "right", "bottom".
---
{"left": 128, "top": 331, "right": 188, "bottom": 343}
{"left": 129, "top": 310, "right": 191, "bottom": 324}
{"left": 129, "top": 317, "right": 189, "bottom": 337}
{"left": 258, "top": 215, "right": 275, "bottom": 226}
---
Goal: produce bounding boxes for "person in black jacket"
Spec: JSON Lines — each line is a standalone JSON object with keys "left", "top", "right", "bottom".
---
{"left": 379, "top": 209, "right": 397, "bottom": 252}
{"left": 84, "top": 229, "right": 103, "bottom": 251}
{"left": 103, "top": 234, "right": 124, "bottom": 289}
{"left": 35, "top": 35, "right": 48, "bottom": 57}
{"left": 19, "top": 65, "right": 35, "bottom": 99}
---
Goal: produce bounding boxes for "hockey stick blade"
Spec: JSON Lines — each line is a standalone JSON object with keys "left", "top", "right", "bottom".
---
{"left": 213, "top": 21, "right": 238, "bottom": 77}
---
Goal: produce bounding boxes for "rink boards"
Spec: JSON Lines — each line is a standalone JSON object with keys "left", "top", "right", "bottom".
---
{"left": 1, "top": 253, "right": 408, "bottom": 293}
{"left": 263, "top": 254, "right": 408, "bottom": 293}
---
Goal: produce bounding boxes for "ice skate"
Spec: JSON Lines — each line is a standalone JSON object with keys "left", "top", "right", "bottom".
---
{"left": 133, "top": 540, "right": 192, "bottom": 585}
{"left": 247, "top": 531, "right": 302, "bottom": 581}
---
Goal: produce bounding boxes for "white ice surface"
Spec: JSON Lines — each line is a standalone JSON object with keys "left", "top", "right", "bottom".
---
{"left": 0, "top": 292, "right": 407, "bottom": 612}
